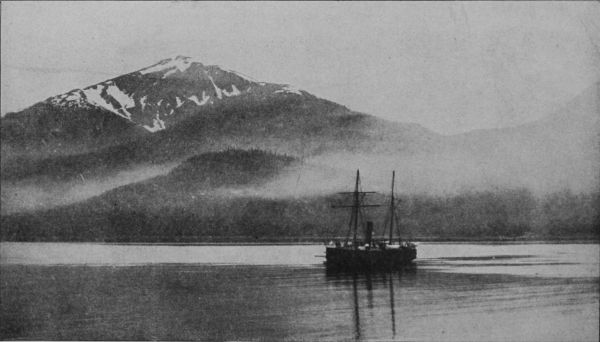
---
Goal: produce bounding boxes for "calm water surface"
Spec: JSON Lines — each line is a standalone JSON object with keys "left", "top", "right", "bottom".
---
{"left": 1, "top": 243, "right": 598, "bottom": 341}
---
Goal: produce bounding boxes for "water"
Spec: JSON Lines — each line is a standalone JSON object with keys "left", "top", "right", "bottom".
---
{"left": 1, "top": 243, "right": 598, "bottom": 341}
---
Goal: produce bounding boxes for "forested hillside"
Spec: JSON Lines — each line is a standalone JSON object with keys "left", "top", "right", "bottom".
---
{"left": 2, "top": 150, "right": 597, "bottom": 242}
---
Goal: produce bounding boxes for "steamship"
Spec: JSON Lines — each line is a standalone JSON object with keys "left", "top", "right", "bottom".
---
{"left": 325, "top": 170, "right": 416, "bottom": 270}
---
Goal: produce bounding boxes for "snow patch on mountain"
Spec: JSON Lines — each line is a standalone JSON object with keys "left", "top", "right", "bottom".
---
{"left": 208, "top": 75, "right": 223, "bottom": 99}
{"left": 140, "top": 56, "right": 193, "bottom": 76}
{"left": 175, "top": 96, "right": 184, "bottom": 108}
{"left": 162, "top": 68, "right": 178, "bottom": 78}
{"left": 64, "top": 92, "right": 82, "bottom": 102}
{"left": 48, "top": 90, "right": 88, "bottom": 108}
{"left": 82, "top": 85, "right": 130, "bottom": 120}
{"left": 188, "top": 91, "right": 211, "bottom": 106}
{"left": 105, "top": 82, "right": 135, "bottom": 109}
{"left": 201, "top": 91, "right": 210, "bottom": 105}
{"left": 188, "top": 95, "right": 201, "bottom": 105}
{"left": 143, "top": 113, "right": 166, "bottom": 132}
{"left": 223, "top": 84, "right": 241, "bottom": 97}
{"left": 140, "top": 96, "right": 148, "bottom": 110}
{"left": 275, "top": 85, "right": 303, "bottom": 96}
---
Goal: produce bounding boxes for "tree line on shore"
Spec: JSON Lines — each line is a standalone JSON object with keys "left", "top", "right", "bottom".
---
{"left": 2, "top": 187, "right": 597, "bottom": 242}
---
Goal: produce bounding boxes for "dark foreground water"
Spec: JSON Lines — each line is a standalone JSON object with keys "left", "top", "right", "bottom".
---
{"left": 1, "top": 243, "right": 598, "bottom": 341}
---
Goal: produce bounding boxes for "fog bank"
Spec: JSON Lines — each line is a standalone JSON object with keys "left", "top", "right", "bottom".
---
{"left": 1, "top": 163, "right": 177, "bottom": 214}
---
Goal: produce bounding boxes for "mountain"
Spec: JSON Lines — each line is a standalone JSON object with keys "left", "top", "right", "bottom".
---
{"left": 1, "top": 56, "right": 598, "bottom": 229}
{"left": 279, "top": 82, "right": 599, "bottom": 197}
{"left": 1, "top": 56, "right": 318, "bottom": 158}
{"left": 440, "top": 81, "right": 600, "bottom": 194}
{"left": 0, "top": 56, "right": 444, "bottom": 218}
{"left": 43, "top": 55, "right": 311, "bottom": 132}
{"left": 1, "top": 56, "right": 441, "bottom": 182}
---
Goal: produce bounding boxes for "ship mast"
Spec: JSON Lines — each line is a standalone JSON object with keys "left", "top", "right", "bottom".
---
{"left": 352, "top": 169, "right": 360, "bottom": 250}
{"left": 332, "top": 169, "right": 379, "bottom": 249}
{"left": 389, "top": 171, "right": 395, "bottom": 244}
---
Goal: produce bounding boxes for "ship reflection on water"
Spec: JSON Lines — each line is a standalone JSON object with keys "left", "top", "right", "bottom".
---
{"left": 325, "top": 265, "right": 418, "bottom": 340}
{"left": 1, "top": 243, "right": 597, "bottom": 341}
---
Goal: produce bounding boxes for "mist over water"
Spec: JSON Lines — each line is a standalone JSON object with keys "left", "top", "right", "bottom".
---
{"left": 240, "top": 151, "right": 599, "bottom": 199}
{"left": 2, "top": 147, "right": 598, "bottom": 216}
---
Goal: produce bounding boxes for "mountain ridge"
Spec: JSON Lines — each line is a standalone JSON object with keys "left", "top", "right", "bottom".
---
{"left": 1, "top": 56, "right": 322, "bottom": 161}
{"left": 42, "top": 55, "right": 310, "bottom": 132}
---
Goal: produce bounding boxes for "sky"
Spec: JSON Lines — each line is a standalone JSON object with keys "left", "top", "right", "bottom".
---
{"left": 2, "top": 1, "right": 599, "bottom": 134}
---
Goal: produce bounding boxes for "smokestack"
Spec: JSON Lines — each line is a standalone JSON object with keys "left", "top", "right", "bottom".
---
{"left": 365, "top": 221, "right": 373, "bottom": 247}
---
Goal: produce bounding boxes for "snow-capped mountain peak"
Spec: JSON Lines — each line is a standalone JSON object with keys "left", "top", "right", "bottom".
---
{"left": 139, "top": 55, "right": 195, "bottom": 77}
{"left": 45, "top": 56, "right": 307, "bottom": 132}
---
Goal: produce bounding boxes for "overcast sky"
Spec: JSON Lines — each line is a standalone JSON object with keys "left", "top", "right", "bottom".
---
{"left": 2, "top": 1, "right": 599, "bottom": 134}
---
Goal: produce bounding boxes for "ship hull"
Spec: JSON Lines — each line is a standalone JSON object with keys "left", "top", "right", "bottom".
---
{"left": 325, "top": 246, "right": 416, "bottom": 271}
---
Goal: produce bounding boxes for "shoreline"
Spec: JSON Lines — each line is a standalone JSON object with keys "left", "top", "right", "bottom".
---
{"left": 1, "top": 236, "right": 598, "bottom": 246}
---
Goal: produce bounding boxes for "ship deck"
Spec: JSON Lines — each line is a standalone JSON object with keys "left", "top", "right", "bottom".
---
{"left": 325, "top": 244, "right": 416, "bottom": 271}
